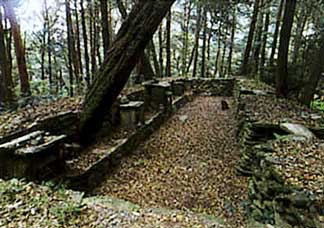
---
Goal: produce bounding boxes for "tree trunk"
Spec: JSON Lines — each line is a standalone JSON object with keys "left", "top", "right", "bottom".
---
{"left": 158, "top": 24, "right": 164, "bottom": 76}
{"left": 74, "top": 0, "right": 83, "bottom": 80}
{"left": 276, "top": 0, "right": 296, "bottom": 97}
{"left": 240, "top": 0, "right": 260, "bottom": 75}
{"left": 291, "top": 5, "right": 308, "bottom": 65}
{"left": 181, "top": 1, "right": 191, "bottom": 76}
{"left": 0, "top": 11, "right": 14, "bottom": 106}
{"left": 117, "top": 0, "right": 156, "bottom": 80}
{"left": 149, "top": 40, "right": 161, "bottom": 77}
{"left": 200, "top": 6, "right": 207, "bottom": 78}
{"left": 252, "top": 0, "right": 264, "bottom": 75}
{"left": 65, "top": 0, "right": 74, "bottom": 96}
{"left": 95, "top": 3, "right": 102, "bottom": 66}
{"left": 227, "top": 5, "right": 236, "bottom": 76}
{"left": 269, "top": 0, "right": 285, "bottom": 66}
{"left": 80, "top": 0, "right": 91, "bottom": 87}
{"left": 100, "top": 0, "right": 110, "bottom": 58}
{"left": 80, "top": 0, "right": 175, "bottom": 143}
{"left": 220, "top": 26, "right": 228, "bottom": 77}
{"left": 299, "top": 30, "right": 324, "bottom": 106}
{"left": 214, "top": 22, "right": 222, "bottom": 77}
{"left": 116, "top": 0, "right": 127, "bottom": 19}
{"left": 165, "top": 11, "right": 171, "bottom": 77}
{"left": 3, "top": 0, "right": 30, "bottom": 96}
{"left": 192, "top": 4, "right": 202, "bottom": 78}
{"left": 45, "top": 0, "right": 53, "bottom": 89}
{"left": 260, "top": 4, "right": 270, "bottom": 78}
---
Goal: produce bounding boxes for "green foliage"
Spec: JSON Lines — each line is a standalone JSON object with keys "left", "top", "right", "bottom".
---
{"left": 311, "top": 99, "right": 324, "bottom": 112}
{"left": 273, "top": 133, "right": 290, "bottom": 142}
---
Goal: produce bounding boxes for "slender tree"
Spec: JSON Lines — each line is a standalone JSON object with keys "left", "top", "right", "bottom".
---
{"left": 80, "top": 0, "right": 91, "bottom": 87}
{"left": 165, "top": 11, "right": 171, "bottom": 77}
{"left": 269, "top": 0, "right": 285, "bottom": 66}
{"left": 0, "top": 10, "right": 13, "bottom": 106}
{"left": 276, "top": 0, "right": 297, "bottom": 97}
{"left": 100, "top": 0, "right": 110, "bottom": 58}
{"left": 3, "top": 0, "right": 30, "bottom": 95}
{"left": 240, "top": 0, "right": 260, "bottom": 75}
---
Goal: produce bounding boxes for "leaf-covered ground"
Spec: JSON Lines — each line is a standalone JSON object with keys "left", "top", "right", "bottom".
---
{"left": 242, "top": 95, "right": 324, "bottom": 127}
{"left": 270, "top": 138, "right": 324, "bottom": 195}
{"left": 0, "top": 179, "right": 226, "bottom": 227}
{"left": 0, "top": 96, "right": 83, "bottom": 137}
{"left": 92, "top": 96, "right": 248, "bottom": 227}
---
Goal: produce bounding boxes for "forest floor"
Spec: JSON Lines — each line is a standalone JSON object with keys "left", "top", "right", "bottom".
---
{"left": 92, "top": 96, "right": 248, "bottom": 227}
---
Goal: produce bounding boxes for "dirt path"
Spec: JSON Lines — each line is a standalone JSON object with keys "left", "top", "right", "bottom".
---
{"left": 92, "top": 96, "right": 248, "bottom": 227}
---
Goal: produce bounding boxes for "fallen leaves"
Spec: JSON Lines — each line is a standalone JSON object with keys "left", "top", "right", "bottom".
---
{"left": 93, "top": 96, "right": 248, "bottom": 227}
{"left": 270, "top": 139, "right": 324, "bottom": 195}
{"left": 0, "top": 96, "right": 83, "bottom": 137}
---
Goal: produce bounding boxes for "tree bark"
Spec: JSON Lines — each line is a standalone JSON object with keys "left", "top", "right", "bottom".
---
{"left": 65, "top": 0, "right": 74, "bottom": 96}
{"left": 100, "top": 0, "right": 110, "bottom": 58}
{"left": 252, "top": 0, "right": 264, "bottom": 75}
{"left": 276, "top": 0, "right": 296, "bottom": 97}
{"left": 291, "top": 4, "right": 308, "bottom": 65}
{"left": 269, "top": 0, "right": 285, "bottom": 66}
{"left": 165, "top": 11, "right": 171, "bottom": 77}
{"left": 3, "top": 0, "right": 30, "bottom": 96}
{"left": 299, "top": 31, "right": 324, "bottom": 106}
{"left": 80, "top": 0, "right": 91, "bottom": 87}
{"left": 200, "top": 6, "right": 207, "bottom": 78}
{"left": 260, "top": 4, "right": 270, "bottom": 78}
{"left": 117, "top": 0, "right": 156, "bottom": 80}
{"left": 214, "top": 22, "right": 222, "bottom": 77}
{"left": 228, "top": 5, "right": 236, "bottom": 76}
{"left": 158, "top": 24, "right": 164, "bottom": 76}
{"left": 192, "top": 4, "right": 202, "bottom": 78}
{"left": 45, "top": 0, "right": 53, "bottom": 89}
{"left": 0, "top": 11, "right": 14, "bottom": 106}
{"left": 74, "top": 0, "right": 83, "bottom": 80}
{"left": 80, "top": 0, "right": 175, "bottom": 143}
{"left": 240, "top": 0, "right": 260, "bottom": 75}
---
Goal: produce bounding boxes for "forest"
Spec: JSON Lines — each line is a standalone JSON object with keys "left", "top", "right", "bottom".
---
{"left": 0, "top": 0, "right": 324, "bottom": 227}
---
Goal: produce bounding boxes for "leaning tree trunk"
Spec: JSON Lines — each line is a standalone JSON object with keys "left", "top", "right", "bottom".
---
{"left": 3, "top": 0, "right": 30, "bottom": 96}
{"left": 80, "top": 0, "right": 175, "bottom": 143}
{"left": 276, "top": 0, "right": 296, "bottom": 97}
{"left": 117, "top": 0, "right": 155, "bottom": 81}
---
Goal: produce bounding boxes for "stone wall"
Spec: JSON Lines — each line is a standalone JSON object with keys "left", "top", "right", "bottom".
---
{"left": 235, "top": 81, "right": 323, "bottom": 227}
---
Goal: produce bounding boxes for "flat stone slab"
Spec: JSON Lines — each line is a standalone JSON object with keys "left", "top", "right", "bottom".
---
{"left": 0, "top": 131, "right": 44, "bottom": 154}
{"left": 119, "top": 101, "right": 144, "bottom": 109}
{"left": 280, "top": 123, "right": 315, "bottom": 140}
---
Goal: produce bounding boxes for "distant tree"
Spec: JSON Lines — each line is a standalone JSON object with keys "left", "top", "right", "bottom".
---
{"left": 0, "top": 10, "right": 14, "bottom": 106}
{"left": 2, "top": 0, "right": 30, "bottom": 96}
{"left": 240, "top": 0, "right": 260, "bottom": 75}
{"left": 276, "top": 0, "right": 296, "bottom": 97}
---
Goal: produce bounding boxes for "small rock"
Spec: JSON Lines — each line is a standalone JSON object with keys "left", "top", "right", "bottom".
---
{"left": 310, "top": 113, "right": 322, "bottom": 120}
{"left": 319, "top": 143, "right": 324, "bottom": 151}
{"left": 280, "top": 123, "right": 315, "bottom": 140}
{"left": 119, "top": 96, "right": 129, "bottom": 104}
{"left": 300, "top": 111, "right": 309, "bottom": 119}
{"left": 179, "top": 115, "right": 188, "bottom": 123}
